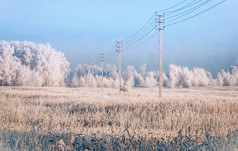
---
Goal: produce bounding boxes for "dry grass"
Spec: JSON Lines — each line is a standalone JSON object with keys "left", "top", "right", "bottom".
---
{"left": 0, "top": 86, "right": 238, "bottom": 150}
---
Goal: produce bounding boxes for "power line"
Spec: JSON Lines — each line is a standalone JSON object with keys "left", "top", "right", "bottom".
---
{"left": 157, "top": 0, "right": 188, "bottom": 13}
{"left": 124, "top": 14, "right": 155, "bottom": 42}
{"left": 124, "top": 19, "right": 156, "bottom": 44}
{"left": 165, "top": 0, "right": 226, "bottom": 27}
{"left": 95, "top": 58, "right": 101, "bottom": 65}
{"left": 124, "top": 31, "right": 158, "bottom": 50}
{"left": 95, "top": 55, "right": 101, "bottom": 64}
{"left": 124, "top": 27, "right": 156, "bottom": 50}
{"left": 124, "top": 0, "right": 190, "bottom": 42}
{"left": 105, "top": 52, "right": 118, "bottom": 62}
{"left": 123, "top": 1, "right": 191, "bottom": 47}
{"left": 104, "top": 42, "right": 116, "bottom": 54}
{"left": 91, "top": 0, "right": 226, "bottom": 68}
{"left": 124, "top": 23, "right": 156, "bottom": 48}
{"left": 105, "top": 49, "right": 116, "bottom": 59}
{"left": 92, "top": 1, "right": 194, "bottom": 64}
{"left": 165, "top": 0, "right": 212, "bottom": 22}
{"left": 165, "top": 0, "right": 202, "bottom": 15}
{"left": 94, "top": 42, "right": 117, "bottom": 65}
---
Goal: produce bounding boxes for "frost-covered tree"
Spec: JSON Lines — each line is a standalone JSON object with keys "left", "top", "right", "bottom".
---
{"left": 167, "top": 64, "right": 214, "bottom": 88}
{"left": 145, "top": 71, "right": 158, "bottom": 87}
{"left": 105, "top": 64, "right": 118, "bottom": 80}
{"left": 140, "top": 64, "right": 146, "bottom": 79}
{"left": 0, "top": 40, "right": 70, "bottom": 86}
{"left": 216, "top": 66, "right": 238, "bottom": 86}
{"left": 78, "top": 76, "right": 85, "bottom": 87}
{"left": 103, "top": 77, "right": 112, "bottom": 88}
{"left": 123, "top": 65, "right": 145, "bottom": 87}
{"left": 94, "top": 75, "right": 101, "bottom": 87}
{"left": 75, "top": 64, "right": 84, "bottom": 77}
{"left": 72, "top": 62, "right": 238, "bottom": 88}
{"left": 71, "top": 72, "right": 79, "bottom": 87}
{"left": 124, "top": 66, "right": 135, "bottom": 88}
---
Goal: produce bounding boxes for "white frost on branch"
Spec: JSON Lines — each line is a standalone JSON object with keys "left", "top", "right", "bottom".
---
{"left": 0, "top": 40, "right": 70, "bottom": 86}
{"left": 216, "top": 66, "right": 238, "bottom": 86}
{"left": 71, "top": 62, "right": 238, "bottom": 88}
{"left": 167, "top": 64, "right": 213, "bottom": 88}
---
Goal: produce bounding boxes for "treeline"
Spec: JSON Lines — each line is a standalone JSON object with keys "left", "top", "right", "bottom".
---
{"left": 68, "top": 64, "right": 238, "bottom": 88}
{"left": 1, "top": 41, "right": 237, "bottom": 88}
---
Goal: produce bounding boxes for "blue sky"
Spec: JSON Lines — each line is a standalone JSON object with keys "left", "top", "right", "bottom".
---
{"left": 0, "top": 0, "right": 237, "bottom": 75}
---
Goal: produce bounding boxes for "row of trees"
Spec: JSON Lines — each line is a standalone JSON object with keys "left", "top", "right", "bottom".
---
{"left": 1, "top": 40, "right": 237, "bottom": 88}
{"left": 69, "top": 63, "right": 238, "bottom": 88}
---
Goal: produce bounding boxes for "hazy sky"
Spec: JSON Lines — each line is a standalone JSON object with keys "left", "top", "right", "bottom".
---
{"left": 0, "top": 0, "right": 237, "bottom": 75}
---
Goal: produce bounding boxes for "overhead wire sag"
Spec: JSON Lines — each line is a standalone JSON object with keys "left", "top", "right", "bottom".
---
{"left": 165, "top": 0, "right": 226, "bottom": 27}
{"left": 165, "top": 0, "right": 212, "bottom": 22}
{"left": 165, "top": 0, "right": 201, "bottom": 15}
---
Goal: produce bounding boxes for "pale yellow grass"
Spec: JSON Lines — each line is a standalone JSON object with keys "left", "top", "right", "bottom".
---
{"left": 0, "top": 86, "right": 238, "bottom": 142}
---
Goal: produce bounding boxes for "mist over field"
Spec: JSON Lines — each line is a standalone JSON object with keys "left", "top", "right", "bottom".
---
{"left": 0, "top": 40, "right": 237, "bottom": 88}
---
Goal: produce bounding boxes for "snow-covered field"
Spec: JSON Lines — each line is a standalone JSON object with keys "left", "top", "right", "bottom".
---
{"left": 0, "top": 86, "right": 238, "bottom": 150}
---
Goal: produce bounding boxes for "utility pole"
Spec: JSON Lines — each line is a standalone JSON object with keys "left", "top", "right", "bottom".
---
{"left": 101, "top": 53, "right": 104, "bottom": 92}
{"left": 156, "top": 13, "right": 165, "bottom": 99}
{"left": 91, "top": 59, "right": 94, "bottom": 88}
{"left": 116, "top": 41, "right": 123, "bottom": 95}
{"left": 84, "top": 65, "right": 88, "bottom": 87}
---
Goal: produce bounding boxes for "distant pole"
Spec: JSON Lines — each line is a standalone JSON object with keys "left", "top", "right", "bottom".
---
{"left": 84, "top": 65, "right": 87, "bottom": 87}
{"left": 116, "top": 41, "right": 123, "bottom": 95}
{"left": 101, "top": 53, "right": 104, "bottom": 92}
{"left": 91, "top": 59, "right": 94, "bottom": 88}
{"left": 156, "top": 13, "right": 165, "bottom": 99}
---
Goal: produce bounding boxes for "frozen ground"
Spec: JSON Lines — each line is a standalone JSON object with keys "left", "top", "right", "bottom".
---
{"left": 0, "top": 86, "right": 237, "bottom": 150}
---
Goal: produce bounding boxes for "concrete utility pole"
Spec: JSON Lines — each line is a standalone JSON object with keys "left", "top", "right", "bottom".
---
{"left": 101, "top": 53, "right": 104, "bottom": 92}
{"left": 116, "top": 41, "right": 123, "bottom": 95}
{"left": 91, "top": 59, "right": 94, "bottom": 88}
{"left": 84, "top": 65, "right": 88, "bottom": 87}
{"left": 156, "top": 13, "right": 165, "bottom": 99}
